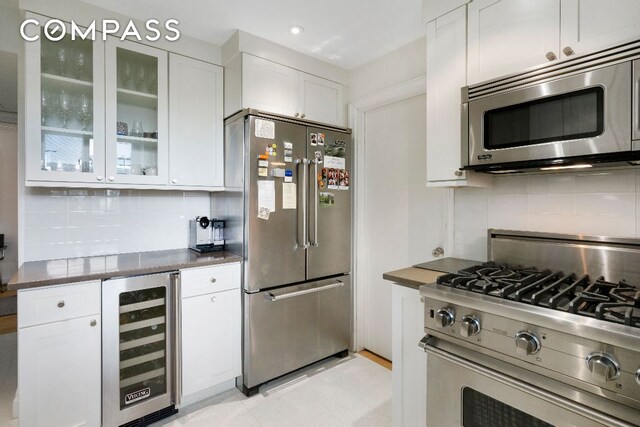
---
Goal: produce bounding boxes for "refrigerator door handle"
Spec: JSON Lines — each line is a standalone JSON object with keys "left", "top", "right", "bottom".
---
{"left": 296, "top": 158, "right": 310, "bottom": 249}
{"left": 310, "top": 159, "right": 319, "bottom": 247}
{"left": 267, "top": 280, "right": 344, "bottom": 301}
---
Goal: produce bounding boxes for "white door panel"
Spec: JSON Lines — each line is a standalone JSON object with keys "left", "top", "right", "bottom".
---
{"left": 363, "top": 94, "right": 445, "bottom": 360}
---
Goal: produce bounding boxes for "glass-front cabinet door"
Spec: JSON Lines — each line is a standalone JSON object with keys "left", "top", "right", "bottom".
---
{"left": 105, "top": 39, "right": 168, "bottom": 185}
{"left": 24, "top": 21, "right": 106, "bottom": 183}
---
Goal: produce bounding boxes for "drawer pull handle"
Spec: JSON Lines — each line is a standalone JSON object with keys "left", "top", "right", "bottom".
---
{"left": 57, "top": 300, "right": 65, "bottom": 308}
{"left": 210, "top": 278, "right": 216, "bottom": 283}
{"left": 90, "top": 319, "right": 97, "bottom": 327}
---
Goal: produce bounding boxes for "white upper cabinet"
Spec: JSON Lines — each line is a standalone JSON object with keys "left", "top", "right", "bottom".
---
{"left": 242, "top": 54, "right": 299, "bottom": 117}
{"left": 231, "top": 53, "right": 347, "bottom": 127}
{"left": 169, "top": 54, "right": 224, "bottom": 188}
{"left": 468, "top": 0, "right": 640, "bottom": 85}
{"left": 24, "top": 21, "right": 106, "bottom": 184}
{"left": 426, "top": 6, "right": 468, "bottom": 183}
{"left": 24, "top": 14, "right": 224, "bottom": 190}
{"left": 468, "top": 0, "right": 560, "bottom": 85}
{"left": 298, "top": 72, "right": 344, "bottom": 125}
{"left": 105, "top": 38, "right": 168, "bottom": 186}
{"left": 561, "top": 0, "right": 640, "bottom": 58}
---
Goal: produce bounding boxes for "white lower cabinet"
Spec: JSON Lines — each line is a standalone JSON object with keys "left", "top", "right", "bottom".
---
{"left": 179, "top": 263, "right": 241, "bottom": 402}
{"left": 391, "top": 284, "right": 427, "bottom": 427}
{"left": 18, "top": 302, "right": 101, "bottom": 427}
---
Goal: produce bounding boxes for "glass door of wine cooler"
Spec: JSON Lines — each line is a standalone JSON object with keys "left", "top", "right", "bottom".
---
{"left": 103, "top": 272, "right": 176, "bottom": 426}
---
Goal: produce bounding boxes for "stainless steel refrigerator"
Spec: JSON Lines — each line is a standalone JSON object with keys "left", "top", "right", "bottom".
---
{"left": 220, "top": 109, "right": 352, "bottom": 396}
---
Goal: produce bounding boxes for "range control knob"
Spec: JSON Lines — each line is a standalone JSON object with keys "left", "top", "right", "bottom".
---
{"left": 460, "top": 315, "right": 481, "bottom": 337}
{"left": 586, "top": 352, "right": 621, "bottom": 382}
{"left": 636, "top": 368, "right": 640, "bottom": 386}
{"left": 514, "top": 331, "right": 541, "bottom": 356}
{"left": 435, "top": 308, "right": 455, "bottom": 328}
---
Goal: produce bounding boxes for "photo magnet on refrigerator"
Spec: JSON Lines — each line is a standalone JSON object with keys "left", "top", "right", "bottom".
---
{"left": 317, "top": 133, "right": 325, "bottom": 146}
{"left": 284, "top": 141, "right": 293, "bottom": 149}
{"left": 310, "top": 133, "right": 317, "bottom": 146}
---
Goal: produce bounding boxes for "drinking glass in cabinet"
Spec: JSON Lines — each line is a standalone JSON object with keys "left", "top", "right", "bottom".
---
{"left": 58, "top": 90, "right": 72, "bottom": 128}
{"left": 41, "top": 91, "right": 53, "bottom": 126}
{"left": 76, "top": 94, "right": 92, "bottom": 131}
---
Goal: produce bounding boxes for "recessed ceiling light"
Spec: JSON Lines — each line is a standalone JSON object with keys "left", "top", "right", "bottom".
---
{"left": 289, "top": 25, "right": 304, "bottom": 35}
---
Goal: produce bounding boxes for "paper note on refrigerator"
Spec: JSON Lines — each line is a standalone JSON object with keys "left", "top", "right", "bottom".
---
{"left": 258, "top": 180, "right": 276, "bottom": 212}
{"left": 324, "top": 155, "right": 345, "bottom": 170}
{"left": 282, "top": 183, "right": 296, "bottom": 209}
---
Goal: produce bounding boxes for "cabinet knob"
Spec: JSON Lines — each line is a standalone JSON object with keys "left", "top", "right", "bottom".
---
{"left": 563, "top": 46, "right": 574, "bottom": 56}
{"left": 454, "top": 170, "right": 463, "bottom": 177}
{"left": 90, "top": 319, "right": 97, "bottom": 327}
{"left": 545, "top": 51, "right": 557, "bottom": 61}
{"left": 57, "top": 300, "right": 65, "bottom": 308}
{"left": 108, "top": 176, "right": 115, "bottom": 182}
{"left": 172, "top": 179, "right": 178, "bottom": 184}
{"left": 211, "top": 295, "right": 217, "bottom": 302}
{"left": 294, "top": 113, "right": 300, "bottom": 117}
{"left": 301, "top": 113, "right": 306, "bottom": 118}
{"left": 210, "top": 277, "right": 217, "bottom": 283}
{"left": 96, "top": 176, "right": 103, "bottom": 181}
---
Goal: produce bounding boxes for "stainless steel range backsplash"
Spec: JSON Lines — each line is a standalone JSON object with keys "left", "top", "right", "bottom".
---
{"left": 24, "top": 188, "right": 211, "bottom": 261}
{"left": 454, "top": 169, "right": 639, "bottom": 261}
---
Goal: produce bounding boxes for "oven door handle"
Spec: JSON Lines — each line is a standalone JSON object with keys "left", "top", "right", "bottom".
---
{"left": 419, "top": 336, "right": 632, "bottom": 427}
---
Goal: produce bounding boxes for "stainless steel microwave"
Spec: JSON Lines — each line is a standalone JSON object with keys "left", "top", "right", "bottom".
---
{"left": 462, "top": 39, "right": 640, "bottom": 173}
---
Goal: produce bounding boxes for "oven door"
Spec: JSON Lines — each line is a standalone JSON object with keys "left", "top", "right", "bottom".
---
{"left": 422, "top": 338, "right": 636, "bottom": 427}
{"left": 467, "top": 62, "right": 631, "bottom": 167}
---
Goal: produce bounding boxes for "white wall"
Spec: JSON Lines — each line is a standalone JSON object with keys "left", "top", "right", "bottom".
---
{"left": 453, "top": 169, "right": 640, "bottom": 261}
{"left": 348, "top": 37, "right": 426, "bottom": 101}
{"left": 0, "top": 123, "right": 18, "bottom": 282}
{"left": 23, "top": 188, "right": 210, "bottom": 261}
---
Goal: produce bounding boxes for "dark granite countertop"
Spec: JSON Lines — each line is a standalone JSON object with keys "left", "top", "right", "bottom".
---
{"left": 9, "top": 249, "right": 242, "bottom": 291}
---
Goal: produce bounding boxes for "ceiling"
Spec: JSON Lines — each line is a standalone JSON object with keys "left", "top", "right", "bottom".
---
{"left": 79, "top": 0, "right": 426, "bottom": 70}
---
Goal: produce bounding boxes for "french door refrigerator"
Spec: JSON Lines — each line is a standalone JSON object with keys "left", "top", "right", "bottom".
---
{"left": 223, "top": 109, "right": 352, "bottom": 396}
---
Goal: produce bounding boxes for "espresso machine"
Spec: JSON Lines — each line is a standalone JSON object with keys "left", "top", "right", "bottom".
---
{"left": 188, "top": 216, "right": 225, "bottom": 253}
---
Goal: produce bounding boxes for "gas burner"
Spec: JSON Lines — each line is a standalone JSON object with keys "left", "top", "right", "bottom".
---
{"left": 437, "top": 263, "right": 640, "bottom": 328}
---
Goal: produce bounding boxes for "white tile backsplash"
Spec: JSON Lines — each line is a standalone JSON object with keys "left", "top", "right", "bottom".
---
{"left": 454, "top": 169, "right": 640, "bottom": 261}
{"left": 24, "top": 188, "right": 211, "bottom": 262}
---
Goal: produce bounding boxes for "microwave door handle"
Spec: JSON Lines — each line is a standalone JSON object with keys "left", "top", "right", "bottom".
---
{"left": 310, "top": 159, "right": 319, "bottom": 247}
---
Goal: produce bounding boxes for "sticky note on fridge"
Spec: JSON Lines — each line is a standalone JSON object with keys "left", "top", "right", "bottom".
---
{"left": 258, "top": 180, "right": 276, "bottom": 212}
{"left": 271, "top": 168, "right": 286, "bottom": 178}
{"left": 324, "top": 155, "right": 345, "bottom": 170}
{"left": 284, "top": 141, "right": 293, "bottom": 149}
{"left": 258, "top": 167, "right": 268, "bottom": 177}
{"left": 257, "top": 207, "right": 270, "bottom": 220}
{"left": 255, "top": 119, "right": 275, "bottom": 139}
{"left": 282, "top": 183, "right": 296, "bottom": 209}
{"left": 284, "top": 156, "right": 293, "bottom": 163}
{"left": 258, "top": 160, "right": 269, "bottom": 168}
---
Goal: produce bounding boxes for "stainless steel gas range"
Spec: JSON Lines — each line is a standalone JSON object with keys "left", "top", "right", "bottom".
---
{"left": 418, "top": 230, "right": 640, "bottom": 427}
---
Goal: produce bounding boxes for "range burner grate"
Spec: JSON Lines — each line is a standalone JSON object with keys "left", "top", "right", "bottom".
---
{"left": 436, "top": 263, "right": 640, "bottom": 328}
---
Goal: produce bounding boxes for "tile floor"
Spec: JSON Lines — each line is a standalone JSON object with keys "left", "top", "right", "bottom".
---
{"left": 0, "top": 333, "right": 391, "bottom": 427}
{"left": 0, "top": 333, "right": 17, "bottom": 427}
{"left": 154, "top": 354, "right": 391, "bottom": 426}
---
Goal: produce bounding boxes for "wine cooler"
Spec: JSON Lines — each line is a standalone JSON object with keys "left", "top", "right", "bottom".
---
{"left": 103, "top": 271, "right": 179, "bottom": 426}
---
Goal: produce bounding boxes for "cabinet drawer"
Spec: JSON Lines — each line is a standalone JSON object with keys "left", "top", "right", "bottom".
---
{"left": 180, "top": 263, "right": 241, "bottom": 298}
{"left": 18, "top": 280, "right": 101, "bottom": 328}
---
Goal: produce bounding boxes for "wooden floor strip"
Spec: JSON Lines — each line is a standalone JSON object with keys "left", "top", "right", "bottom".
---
{"left": 0, "top": 314, "right": 17, "bottom": 335}
{"left": 358, "top": 349, "right": 392, "bottom": 370}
